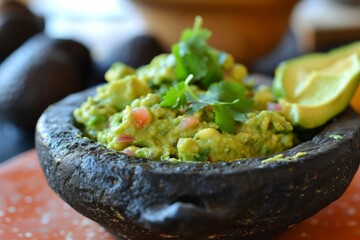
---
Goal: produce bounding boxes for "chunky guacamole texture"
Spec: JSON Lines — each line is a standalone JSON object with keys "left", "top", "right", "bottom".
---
{"left": 74, "top": 18, "right": 294, "bottom": 162}
{"left": 74, "top": 54, "right": 294, "bottom": 162}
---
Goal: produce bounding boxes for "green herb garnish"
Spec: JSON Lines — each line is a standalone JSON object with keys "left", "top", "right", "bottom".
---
{"left": 193, "top": 148, "right": 211, "bottom": 162}
{"left": 171, "top": 16, "right": 223, "bottom": 89}
{"left": 162, "top": 17, "right": 253, "bottom": 133}
{"left": 161, "top": 75, "right": 253, "bottom": 133}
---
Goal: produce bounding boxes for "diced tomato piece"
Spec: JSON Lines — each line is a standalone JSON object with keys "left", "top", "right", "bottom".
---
{"left": 180, "top": 116, "right": 199, "bottom": 130}
{"left": 117, "top": 135, "right": 135, "bottom": 143}
{"left": 179, "top": 107, "right": 186, "bottom": 115}
{"left": 267, "top": 102, "right": 282, "bottom": 112}
{"left": 121, "top": 149, "right": 134, "bottom": 156}
{"left": 132, "top": 107, "right": 152, "bottom": 128}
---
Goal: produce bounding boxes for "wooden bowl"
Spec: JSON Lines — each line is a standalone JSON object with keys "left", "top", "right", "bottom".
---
{"left": 131, "top": 0, "right": 299, "bottom": 66}
{"left": 35, "top": 85, "right": 360, "bottom": 240}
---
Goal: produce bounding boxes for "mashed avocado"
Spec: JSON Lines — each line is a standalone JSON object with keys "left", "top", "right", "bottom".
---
{"left": 73, "top": 17, "right": 295, "bottom": 162}
{"left": 74, "top": 54, "right": 294, "bottom": 162}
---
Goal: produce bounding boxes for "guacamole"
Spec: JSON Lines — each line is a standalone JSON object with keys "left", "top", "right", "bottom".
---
{"left": 74, "top": 18, "right": 295, "bottom": 162}
{"left": 74, "top": 56, "right": 294, "bottom": 162}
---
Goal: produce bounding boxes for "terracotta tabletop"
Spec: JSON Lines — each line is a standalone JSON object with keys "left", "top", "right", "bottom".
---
{"left": 1, "top": 150, "right": 359, "bottom": 240}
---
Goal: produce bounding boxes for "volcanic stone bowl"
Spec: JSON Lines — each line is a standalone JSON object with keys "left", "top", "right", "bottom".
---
{"left": 36, "top": 86, "right": 360, "bottom": 240}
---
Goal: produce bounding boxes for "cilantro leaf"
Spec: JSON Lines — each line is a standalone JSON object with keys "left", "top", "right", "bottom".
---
{"left": 213, "top": 103, "right": 236, "bottom": 133}
{"left": 202, "top": 81, "right": 254, "bottom": 111}
{"left": 230, "top": 98, "right": 254, "bottom": 113}
{"left": 160, "top": 75, "right": 254, "bottom": 133}
{"left": 200, "top": 49, "right": 223, "bottom": 88}
{"left": 162, "top": 16, "right": 256, "bottom": 133}
{"left": 193, "top": 148, "right": 210, "bottom": 162}
{"left": 160, "top": 81, "right": 187, "bottom": 108}
{"left": 172, "top": 16, "right": 223, "bottom": 88}
{"left": 229, "top": 110, "right": 247, "bottom": 123}
{"left": 186, "top": 102, "right": 208, "bottom": 115}
{"left": 207, "top": 81, "right": 246, "bottom": 102}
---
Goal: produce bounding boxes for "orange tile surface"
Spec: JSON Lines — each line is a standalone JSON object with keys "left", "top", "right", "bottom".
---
{"left": 0, "top": 149, "right": 359, "bottom": 240}
{"left": 0, "top": 150, "right": 115, "bottom": 240}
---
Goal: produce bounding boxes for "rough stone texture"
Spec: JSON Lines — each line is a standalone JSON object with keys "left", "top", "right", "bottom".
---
{"left": 36, "top": 87, "right": 360, "bottom": 240}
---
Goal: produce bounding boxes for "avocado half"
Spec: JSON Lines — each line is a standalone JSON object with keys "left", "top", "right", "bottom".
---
{"left": 35, "top": 86, "right": 360, "bottom": 240}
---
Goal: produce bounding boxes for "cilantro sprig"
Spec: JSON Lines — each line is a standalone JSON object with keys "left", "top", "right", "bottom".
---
{"left": 172, "top": 16, "right": 223, "bottom": 89}
{"left": 162, "top": 17, "right": 253, "bottom": 133}
{"left": 161, "top": 75, "right": 253, "bottom": 133}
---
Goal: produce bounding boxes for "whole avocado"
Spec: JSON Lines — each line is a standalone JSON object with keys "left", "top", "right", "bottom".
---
{"left": 0, "top": 0, "right": 37, "bottom": 15}
{"left": 93, "top": 35, "right": 164, "bottom": 86}
{"left": 0, "top": 0, "right": 44, "bottom": 61}
{"left": 0, "top": 34, "right": 92, "bottom": 132}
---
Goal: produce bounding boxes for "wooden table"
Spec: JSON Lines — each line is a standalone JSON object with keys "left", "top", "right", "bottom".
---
{"left": 1, "top": 149, "right": 360, "bottom": 240}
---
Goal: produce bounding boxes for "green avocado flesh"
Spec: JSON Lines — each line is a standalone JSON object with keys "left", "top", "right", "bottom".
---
{"left": 73, "top": 55, "right": 294, "bottom": 162}
{"left": 274, "top": 41, "right": 360, "bottom": 99}
{"left": 274, "top": 42, "right": 360, "bottom": 128}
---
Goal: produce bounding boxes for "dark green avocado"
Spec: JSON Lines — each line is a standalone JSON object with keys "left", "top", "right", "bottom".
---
{"left": 0, "top": 0, "right": 44, "bottom": 62}
{"left": 0, "top": 34, "right": 91, "bottom": 132}
{"left": 92, "top": 35, "right": 165, "bottom": 87}
{"left": 35, "top": 87, "right": 360, "bottom": 240}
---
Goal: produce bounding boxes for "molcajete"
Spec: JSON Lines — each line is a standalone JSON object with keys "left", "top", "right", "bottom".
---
{"left": 35, "top": 85, "right": 360, "bottom": 240}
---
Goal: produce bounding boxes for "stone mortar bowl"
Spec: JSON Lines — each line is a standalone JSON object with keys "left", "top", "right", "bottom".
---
{"left": 36, "top": 86, "right": 360, "bottom": 240}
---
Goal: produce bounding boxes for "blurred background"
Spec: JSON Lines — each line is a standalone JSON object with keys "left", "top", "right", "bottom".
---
{"left": 1, "top": 0, "right": 360, "bottom": 163}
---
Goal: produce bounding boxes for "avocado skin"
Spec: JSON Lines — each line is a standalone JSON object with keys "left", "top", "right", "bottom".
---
{"left": 0, "top": 34, "right": 92, "bottom": 132}
{"left": 92, "top": 35, "right": 164, "bottom": 86}
{"left": 0, "top": 0, "right": 38, "bottom": 16}
{"left": 35, "top": 87, "right": 360, "bottom": 239}
{"left": 106, "top": 35, "right": 165, "bottom": 68}
{"left": 52, "top": 39, "right": 93, "bottom": 81}
{"left": 0, "top": 0, "right": 44, "bottom": 62}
